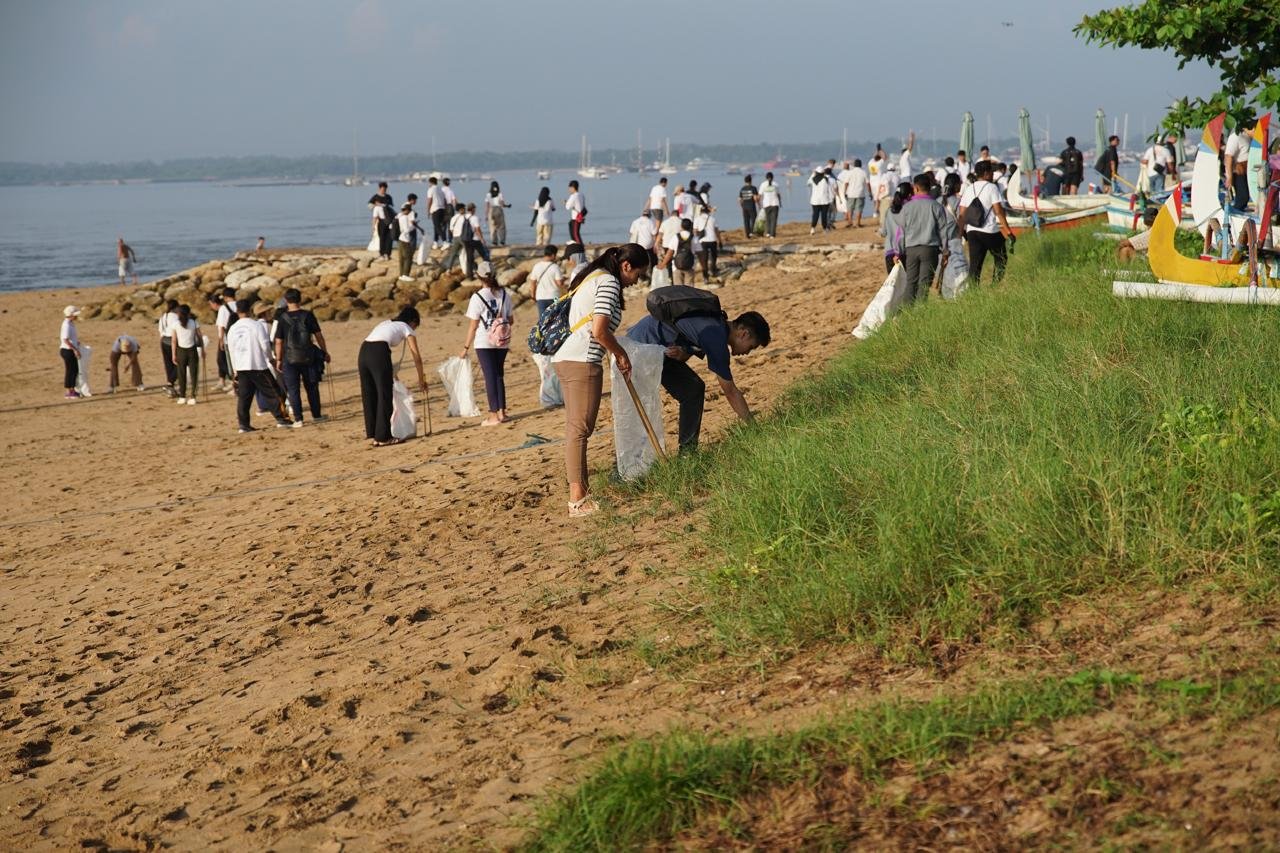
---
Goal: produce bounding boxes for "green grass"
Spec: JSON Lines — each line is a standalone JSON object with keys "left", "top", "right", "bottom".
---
{"left": 640, "top": 229, "right": 1280, "bottom": 655}
{"left": 521, "top": 662, "right": 1280, "bottom": 851}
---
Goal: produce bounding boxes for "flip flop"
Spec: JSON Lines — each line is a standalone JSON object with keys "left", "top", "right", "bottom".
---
{"left": 373, "top": 437, "right": 405, "bottom": 447}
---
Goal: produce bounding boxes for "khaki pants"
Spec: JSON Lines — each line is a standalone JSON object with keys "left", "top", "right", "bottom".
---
{"left": 536, "top": 223, "right": 553, "bottom": 246}
{"left": 554, "top": 360, "right": 603, "bottom": 488}
{"left": 109, "top": 349, "right": 142, "bottom": 389}
{"left": 398, "top": 240, "right": 414, "bottom": 277}
{"left": 673, "top": 267, "right": 696, "bottom": 285}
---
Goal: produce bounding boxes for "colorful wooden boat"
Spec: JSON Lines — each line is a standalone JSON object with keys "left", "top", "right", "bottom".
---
{"left": 1006, "top": 206, "right": 1107, "bottom": 235}
{"left": 1148, "top": 190, "right": 1252, "bottom": 286}
{"left": 1006, "top": 171, "right": 1113, "bottom": 213}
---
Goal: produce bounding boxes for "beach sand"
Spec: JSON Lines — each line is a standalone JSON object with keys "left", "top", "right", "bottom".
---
{"left": 0, "top": 221, "right": 887, "bottom": 848}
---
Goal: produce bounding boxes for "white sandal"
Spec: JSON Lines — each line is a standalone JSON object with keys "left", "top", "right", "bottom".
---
{"left": 568, "top": 497, "right": 600, "bottom": 518}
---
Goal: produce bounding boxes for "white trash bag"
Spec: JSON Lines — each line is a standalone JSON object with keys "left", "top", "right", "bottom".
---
{"left": 532, "top": 353, "right": 563, "bottom": 408}
{"left": 367, "top": 233, "right": 380, "bottom": 253}
{"left": 610, "top": 340, "right": 667, "bottom": 480}
{"left": 413, "top": 237, "right": 430, "bottom": 265}
{"left": 390, "top": 379, "right": 416, "bottom": 439}
{"left": 649, "top": 266, "right": 671, "bottom": 290}
{"left": 851, "top": 262, "right": 911, "bottom": 339}
{"left": 940, "top": 236, "right": 969, "bottom": 301}
{"left": 436, "top": 356, "right": 480, "bottom": 417}
{"left": 75, "top": 344, "right": 93, "bottom": 397}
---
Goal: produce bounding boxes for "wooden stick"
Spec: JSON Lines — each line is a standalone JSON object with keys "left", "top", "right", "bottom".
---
{"left": 620, "top": 370, "right": 666, "bottom": 460}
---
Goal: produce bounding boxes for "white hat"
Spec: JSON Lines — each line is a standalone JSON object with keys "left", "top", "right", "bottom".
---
{"left": 476, "top": 260, "right": 494, "bottom": 280}
{"left": 63, "top": 305, "right": 81, "bottom": 318}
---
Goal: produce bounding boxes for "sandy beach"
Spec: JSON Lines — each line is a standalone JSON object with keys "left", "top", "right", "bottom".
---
{"left": 1, "top": 221, "right": 889, "bottom": 848}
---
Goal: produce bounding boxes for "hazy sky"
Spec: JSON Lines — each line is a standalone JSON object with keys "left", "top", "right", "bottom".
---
{"left": 0, "top": 0, "right": 1222, "bottom": 163}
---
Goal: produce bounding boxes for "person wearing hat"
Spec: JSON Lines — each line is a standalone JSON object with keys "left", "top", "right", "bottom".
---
{"left": 59, "top": 305, "right": 83, "bottom": 399}
{"left": 460, "top": 261, "right": 514, "bottom": 426}
{"left": 107, "top": 335, "right": 145, "bottom": 393}
{"left": 395, "top": 202, "right": 420, "bottom": 281}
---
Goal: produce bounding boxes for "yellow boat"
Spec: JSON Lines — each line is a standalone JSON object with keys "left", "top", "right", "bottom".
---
{"left": 1147, "top": 189, "right": 1251, "bottom": 286}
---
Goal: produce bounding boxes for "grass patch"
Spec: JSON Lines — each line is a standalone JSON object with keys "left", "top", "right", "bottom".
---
{"left": 521, "top": 661, "right": 1280, "bottom": 851}
{"left": 645, "top": 228, "right": 1280, "bottom": 655}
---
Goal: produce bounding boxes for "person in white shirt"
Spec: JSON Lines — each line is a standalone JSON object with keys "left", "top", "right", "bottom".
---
{"left": 839, "top": 159, "right": 869, "bottom": 227}
{"left": 157, "top": 298, "right": 179, "bottom": 395}
{"left": 532, "top": 186, "right": 555, "bottom": 246}
{"left": 214, "top": 287, "right": 237, "bottom": 391}
{"left": 170, "top": 303, "right": 203, "bottom": 404}
{"left": 59, "top": 305, "right": 82, "bottom": 398}
{"left": 955, "top": 160, "right": 1016, "bottom": 284}
{"left": 646, "top": 177, "right": 670, "bottom": 222}
{"left": 530, "top": 244, "right": 565, "bottom": 319}
{"left": 485, "top": 181, "right": 512, "bottom": 246}
{"left": 1222, "top": 118, "right": 1254, "bottom": 211}
{"left": 808, "top": 167, "right": 834, "bottom": 234}
{"left": 225, "top": 297, "right": 291, "bottom": 431}
{"left": 442, "top": 178, "right": 458, "bottom": 220}
{"left": 427, "top": 177, "right": 449, "bottom": 248}
{"left": 460, "top": 261, "right": 515, "bottom": 426}
{"left": 358, "top": 307, "right": 426, "bottom": 446}
{"left": 395, "top": 203, "right": 419, "bottom": 281}
{"left": 759, "top": 171, "right": 782, "bottom": 237}
{"left": 565, "top": 180, "right": 586, "bottom": 244}
{"left": 441, "top": 203, "right": 484, "bottom": 275}
{"left": 629, "top": 210, "right": 658, "bottom": 266}
{"left": 898, "top": 130, "right": 915, "bottom": 180}
{"left": 694, "top": 207, "right": 720, "bottom": 282}
{"left": 1139, "top": 142, "right": 1172, "bottom": 195}
{"left": 107, "top": 335, "right": 144, "bottom": 393}
{"left": 955, "top": 150, "right": 971, "bottom": 181}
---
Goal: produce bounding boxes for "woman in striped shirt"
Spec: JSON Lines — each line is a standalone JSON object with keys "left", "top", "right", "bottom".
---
{"left": 551, "top": 243, "right": 651, "bottom": 517}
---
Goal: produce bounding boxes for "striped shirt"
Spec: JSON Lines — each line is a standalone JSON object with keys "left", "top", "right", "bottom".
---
{"left": 551, "top": 271, "right": 623, "bottom": 365}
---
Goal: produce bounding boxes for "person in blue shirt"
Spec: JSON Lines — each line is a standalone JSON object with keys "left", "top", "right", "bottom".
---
{"left": 625, "top": 309, "right": 770, "bottom": 450}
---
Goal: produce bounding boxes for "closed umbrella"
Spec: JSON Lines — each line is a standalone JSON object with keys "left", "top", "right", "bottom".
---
{"left": 1018, "top": 108, "right": 1040, "bottom": 230}
{"left": 961, "top": 112, "right": 974, "bottom": 159}
{"left": 1095, "top": 108, "right": 1106, "bottom": 166}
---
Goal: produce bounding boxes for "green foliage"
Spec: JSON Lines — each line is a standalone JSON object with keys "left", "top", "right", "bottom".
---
{"left": 645, "top": 229, "right": 1280, "bottom": 655}
{"left": 1075, "top": 0, "right": 1280, "bottom": 130}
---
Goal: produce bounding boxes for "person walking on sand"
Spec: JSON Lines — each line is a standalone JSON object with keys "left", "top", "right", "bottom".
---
{"left": 956, "top": 160, "right": 1015, "bottom": 284}
{"left": 117, "top": 239, "right": 138, "bottom": 285}
{"left": 532, "top": 186, "right": 555, "bottom": 246}
{"left": 759, "top": 172, "right": 781, "bottom": 237}
{"left": 840, "top": 159, "right": 869, "bottom": 227}
{"left": 170, "top": 303, "right": 203, "bottom": 405}
{"left": 738, "top": 174, "right": 759, "bottom": 239}
{"left": 629, "top": 210, "right": 658, "bottom": 268}
{"left": 107, "top": 335, "right": 145, "bottom": 393}
{"left": 808, "top": 167, "right": 834, "bottom": 234}
{"left": 663, "top": 219, "right": 698, "bottom": 285}
{"left": 694, "top": 205, "right": 721, "bottom": 282}
{"left": 530, "top": 244, "right": 564, "bottom": 320}
{"left": 626, "top": 308, "right": 770, "bottom": 451}
{"left": 427, "top": 176, "right": 448, "bottom": 248}
{"left": 565, "top": 180, "right": 586, "bottom": 245}
{"left": 227, "top": 297, "right": 291, "bottom": 432}
{"left": 485, "top": 181, "right": 511, "bottom": 246}
{"left": 898, "top": 174, "right": 954, "bottom": 303}
{"left": 358, "top": 307, "right": 427, "bottom": 446}
{"left": 551, "top": 243, "right": 650, "bottom": 518}
{"left": 214, "top": 287, "right": 237, "bottom": 392}
{"left": 465, "top": 202, "right": 490, "bottom": 264}
{"left": 59, "top": 305, "right": 83, "bottom": 399}
{"left": 396, "top": 202, "right": 420, "bottom": 281}
{"left": 273, "top": 288, "right": 331, "bottom": 428}
{"left": 460, "top": 262, "right": 514, "bottom": 426}
{"left": 157, "top": 298, "right": 179, "bottom": 396}
{"left": 646, "top": 176, "right": 669, "bottom": 223}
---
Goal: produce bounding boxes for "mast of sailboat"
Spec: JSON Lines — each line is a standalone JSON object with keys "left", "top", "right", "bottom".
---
{"left": 636, "top": 128, "right": 643, "bottom": 171}
{"left": 431, "top": 135, "right": 437, "bottom": 171}
{"left": 841, "top": 128, "right": 847, "bottom": 161}
{"left": 352, "top": 128, "right": 358, "bottom": 184}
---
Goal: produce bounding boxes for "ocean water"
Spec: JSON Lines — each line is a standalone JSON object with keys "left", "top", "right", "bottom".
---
{"left": 0, "top": 169, "right": 821, "bottom": 294}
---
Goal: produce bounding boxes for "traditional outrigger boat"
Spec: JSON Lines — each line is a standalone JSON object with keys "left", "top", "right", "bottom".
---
{"left": 1006, "top": 170, "right": 1112, "bottom": 214}
{"left": 1188, "top": 112, "right": 1279, "bottom": 252}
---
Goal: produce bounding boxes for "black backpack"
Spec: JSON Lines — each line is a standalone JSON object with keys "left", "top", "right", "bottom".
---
{"left": 964, "top": 183, "right": 988, "bottom": 228}
{"left": 460, "top": 215, "right": 474, "bottom": 242}
{"left": 1063, "top": 148, "right": 1083, "bottom": 175}
{"left": 387, "top": 208, "right": 402, "bottom": 240}
{"left": 673, "top": 233, "right": 695, "bottom": 270}
{"left": 281, "top": 310, "right": 315, "bottom": 366}
{"left": 646, "top": 285, "right": 725, "bottom": 330}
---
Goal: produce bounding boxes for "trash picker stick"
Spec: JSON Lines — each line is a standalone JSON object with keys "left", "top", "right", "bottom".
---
{"left": 621, "top": 370, "right": 666, "bottom": 460}
{"left": 424, "top": 384, "right": 433, "bottom": 436}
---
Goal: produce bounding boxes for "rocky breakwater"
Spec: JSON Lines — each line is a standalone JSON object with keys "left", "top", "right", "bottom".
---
{"left": 78, "top": 241, "right": 879, "bottom": 323}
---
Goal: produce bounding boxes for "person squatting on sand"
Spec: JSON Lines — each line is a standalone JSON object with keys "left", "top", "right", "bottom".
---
{"left": 460, "top": 261, "right": 514, "bottom": 426}
{"left": 626, "top": 302, "right": 770, "bottom": 451}
{"left": 226, "top": 297, "right": 291, "bottom": 432}
{"left": 170, "top": 303, "right": 203, "bottom": 405}
{"left": 358, "top": 307, "right": 427, "bottom": 447}
{"left": 157, "top": 299, "right": 180, "bottom": 396}
{"left": 272, "top": 288, "right": 331, "bottom": 427}
{"left": 59, "top": 305, "right": 82, "bottom": 398}
{"left": 551, "top": 243, "right": 651, "bottom": 518}
{"left": 107, "top": 335, "right": 144, "bottom": 393}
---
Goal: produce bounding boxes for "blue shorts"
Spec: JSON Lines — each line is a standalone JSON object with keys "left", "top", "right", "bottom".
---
{"left": 846, "top": 196, "right": 865, "bottom": 214}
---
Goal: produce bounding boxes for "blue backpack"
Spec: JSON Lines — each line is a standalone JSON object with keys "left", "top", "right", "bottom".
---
{"left": 527, "top": 270, "right": 603, "bottom": 355}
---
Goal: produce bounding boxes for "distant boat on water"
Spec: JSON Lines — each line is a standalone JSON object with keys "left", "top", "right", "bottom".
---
{"left": 658, "top": 138, "right": 678, "bottom": 175}
{"left": 577, "top": 135, "right": 606, "bottom": 179}
{"left": 536, "top": 168, "right": 551, "bottom": 180}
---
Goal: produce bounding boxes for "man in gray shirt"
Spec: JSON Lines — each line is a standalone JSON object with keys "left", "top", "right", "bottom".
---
{"left": 899, "top": 174, "right": 954, "bottom": 303}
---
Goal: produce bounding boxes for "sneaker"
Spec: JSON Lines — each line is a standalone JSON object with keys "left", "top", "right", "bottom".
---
{"left": 809, "top": 227, "right": 815, "bottom": 235}
{"left": 238, "top": 426, "right": 257, "bottom": 434}
{"left": 398, "top": 275, "right": 413, "bottom": 282}
{"left": 225, "top": 387, "right": 236, "bottom": 396}
{"left": 106, "top": 386, "right": 116, "bottom": 395}
{"left": 312, "top": 414, "right": 329, "bottom": 422}
{"left": 186, "top": 398, "right": 197, "bottom": 405}
{"left": 275, "top": 420, "right": 292, "bottom": 429}
{"left": 176, "top": 397, "right": 187, "bottom": 404}
{"left": 291, "top": 420, "right": 305, "bottom": 429}
{"left": 136, "top": 384, "right": 146, "bottom": 392}
{"left": 65, "top": 390, "right": 80, "bottom": 399}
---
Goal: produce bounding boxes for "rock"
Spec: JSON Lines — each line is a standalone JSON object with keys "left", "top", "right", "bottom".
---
{"left": 360, "top": 281, "right": 396, "bottom": 303}
{"left": 130, "top": 289, "right": 163, "bottom": 309}
{"left": 448, "top": 284, "right": 479, "bottom": 306}
{"left": 347, "top": 267, "right": 380, "bottom": 286}
{"left": 425, "top": 300, "right": 452, "bottom": 316}
{"left": 257, "top": 282, "right": 285, "bottom": 304}
{"left": 738, "top": 266, "right": 776, "bottom": 286}
{"left": 224, "top": 267, "right": 265, "bottom": 288}
{"left": 367, "top": 299, "right": 398, "bottom": 317}
{"left": 238, "top": 275, "right": 279, "bottom": 295}
{"left": 279, "top": 274, "right": 319, "bottom": 292}
{"left": 429, "top": 279, "right": 459, "bottom": 301}
{"left": 314, "top": 259, "right": 357, "bottom": 276}
{"left": 317, "top": 274, "right": 345, "bottom": 292}
{"left": 312, "top": 305, "right": 337, "bottom": 321}
{"left": 498, "top": 269, "right": 528, "bottom": 288}
{"left": 347, "top": 309, "right": 371, "bottom": 321}
{"left": 80, "top": 304, "right": 102, "bottom": 320}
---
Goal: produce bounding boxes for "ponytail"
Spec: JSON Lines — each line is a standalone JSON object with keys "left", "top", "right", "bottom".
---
{"left": 567, "top": 243, "right": 652, "bottom": 311}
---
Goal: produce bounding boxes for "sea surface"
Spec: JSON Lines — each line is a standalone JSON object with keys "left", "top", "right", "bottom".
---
{"left": 0, "top": 169, "right": 827, "bottom": 294}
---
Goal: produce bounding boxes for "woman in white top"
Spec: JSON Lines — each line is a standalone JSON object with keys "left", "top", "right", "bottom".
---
{"left": 532, "top": 186, "right": 555, "bottom": 246}
{"left": 460, "top": 262, "right": 514, "bottom": 426}
{"left": 169, "top": 303, "right": 203, "bottom": 404}
{"left": 157, "top": 299, "right": 180, "bottom": 394}
{"left": 485, "top": 181, "right": 512, "bottom": 247}
{"left": 551, "top": 243, "right": 651, "bottom": 517}
{"left": 759, "top": 172, "right": 782, "bottom": 237}
{"left": 694, "top": 208, "right": 720, "bottom": 282}
{"left": 59, "top": 305, "right": 82, "bottom": 398}
{"left": 359, "top": 307, "right": 427, "bottom": 446}
{"left": 808, "top": 168, "right": 834, "bottom": 233}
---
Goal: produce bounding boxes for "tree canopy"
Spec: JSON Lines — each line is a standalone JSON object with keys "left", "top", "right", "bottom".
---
{"left": 1075, "top": 0, "right": 1280, "bottom": 132}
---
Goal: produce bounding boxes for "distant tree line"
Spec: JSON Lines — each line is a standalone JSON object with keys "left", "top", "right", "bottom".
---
{"left": 0, "top": 137, "right": 1031, "bottom": 186}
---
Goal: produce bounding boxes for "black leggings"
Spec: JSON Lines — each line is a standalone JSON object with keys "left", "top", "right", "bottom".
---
{"left": 966, "top": 230, "right": 1008, "bottom": 283}
{"left": 175, "top": 346, "right": 199, "bottom": 397}
{"left": 811, "top": 203, "right": 829, "bottom": 230}
{"left": 160, "top": 336, "right": 176, "bottom": 384}
{"left": 358, "top": 341, "right": 394, "bottom": 441}
{"left": 431, "top": 209, "right": 448, "bottom": 243}
{"left": 60, "top": 347, "right": 78, "bottom": 389}
{"left": 475, "top": 348, "right": 508, "bottom": 413}
{"left": 698, "top": 242, "right": 719, "bottom": 280}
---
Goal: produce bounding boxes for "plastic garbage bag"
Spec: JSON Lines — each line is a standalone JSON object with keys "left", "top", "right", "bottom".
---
{"left": 75, "top": 344, "right": 93, "bottom": 396}
{"left": 940, "top": 236, "right": 969, "bottom": 300}
{"left": 413, "top": 237, "right": 429, "bottom": 265}
{"left": 851, "top": 262, "right": 910, "bottom": 339}
{"left": 390, "top": 379, "right": 416, "bottom": 439}
{"left": 532, "top": 353, "right": 562, "bottom": 408}
{"left": 649, "top": 266, "right": 671, "bottom": 290}
{"left": 753, "top": 209, "right": 767, "bottom": 236}
{"left": 367, "top": 234, "right": 380, "bottom": 253}
{"left": 436, "top": 356, "right": 480, "bottom": 417}
{"left": 610, "top": 340, "right": 667, "bottom": 480}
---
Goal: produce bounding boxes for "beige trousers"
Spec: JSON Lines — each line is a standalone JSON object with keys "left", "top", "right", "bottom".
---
{"left": 554, "top": 360, "right": 603, "bottom": 488}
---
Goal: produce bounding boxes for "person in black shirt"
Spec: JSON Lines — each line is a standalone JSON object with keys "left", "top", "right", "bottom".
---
{"left": 1095, "top": 135, "right": 1120, "bottom": 193}
{"left": 1059, "top": 136, "right": 1084, "bottom": 195}
{"left": 272, "top": 288, "right": 331, "bottom": 427}
{"left": 738, "top": 175, "right": 759, "bottom": 239}
{"left": 367, "top": 181, "right": 393, "bottom": 209}
{"left": 368, "top": 181, "right": 394, "bottom": 259}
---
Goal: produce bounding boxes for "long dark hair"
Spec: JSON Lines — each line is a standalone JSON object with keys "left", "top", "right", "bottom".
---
{"left": 536, "top": 186, "right": 551, "bottom": 207}
{"left": 890, "top": 181, "right": 913, "bottom": 214}
{"left": 489, "top": 181, "right": 501, "bottom": 197}
{"left": 393, "top": 306, "right": 421, "bottom": 327}
{"left": 568, "top": 243, "right": 652, "bottom": 308}
{"left": 943, "top": 173, "right": 962, "bottom": 200}
{"left": 177, "top": 304, "right": 192, "bottom": 326}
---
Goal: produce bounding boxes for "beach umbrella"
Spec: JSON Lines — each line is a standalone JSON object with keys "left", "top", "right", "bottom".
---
{"left": 1095, "top": 108, "right": 1106, "bottom": 161}
{"left": 961, "top": 112, "right": 974, "bottom": 157}
{"left": 1017, "top": 108, "right": 1036, "bottom": 174}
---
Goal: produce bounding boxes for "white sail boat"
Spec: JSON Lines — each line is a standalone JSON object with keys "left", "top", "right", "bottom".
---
{"left": 658, "top": 138, "right": 678, "bottom": 175}
{"left": 577, "top": 135, "right": 606, "bottom": 179}
{"left": 342, "top": 128, "right": 366, "bottom": 186}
